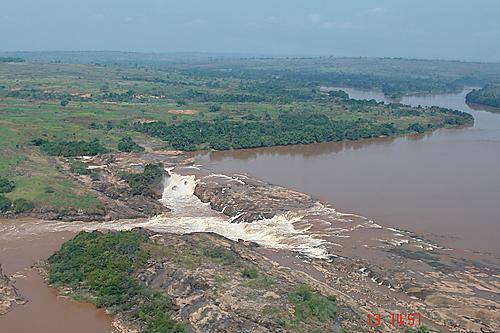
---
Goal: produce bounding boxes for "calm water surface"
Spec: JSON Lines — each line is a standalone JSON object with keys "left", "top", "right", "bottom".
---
{"left": 0, "top": 227, "right": 116, "bottom": 333}
{"left": 197, "top": 88, "right": 500, "bottom": 255}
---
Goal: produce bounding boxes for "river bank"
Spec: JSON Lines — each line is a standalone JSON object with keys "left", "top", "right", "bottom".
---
{"left": 1, "top": 88, "right": 499, "bottom": 332}
{"left": 0, "top": 225, "right": 118, "bottom": 333}
{"left": 196, "top": 87, "right": 500, "bottom": 255}
{"left": 1, "top": 148, "right": 498, "bottom": 332}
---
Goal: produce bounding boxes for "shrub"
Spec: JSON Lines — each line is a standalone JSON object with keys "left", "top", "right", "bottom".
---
{"left": 245, "top": 276, "right": 276, "bottom": 289}
{"left": 121, "top": 164, "right": 163, "bottom": 196}
{"left": 0, "top": 195, "right": 12, "bottom": 213}
{"left": 408, "top": 123, "right": 426, "bottom": 133}
{"left": 69, "top": 160, "right": 91, "bottom": 175}
{"left": 44, "top": 186, "right": 55, "bottom": 193}
{"left": 13, "top": 198, "right": 34, "bottom": 213}
{"left": 405, "top": 326, "right": 429, "bottom": 333}
{"left": 88, "top": 121, "right": 103, "bottom": 130}
{"left": 241, "top": 267, "right": 258, "bottom": 279}
{"left": 118, "top": 136, "right": 145, "bottom": 153}
{"left": 31, "top": 138, "right": 48, "bottom": 146}
{"left": 0, "top": 177, "right": 15, "bottom": 193}
{"left": 203, "top": 246, "right": 239, "bottom": 265}
{"left": 208, "top": 104, "right": 221, "bottom": 112}
{"left": 288, "top": 285, "right": 336, "bottom": 323}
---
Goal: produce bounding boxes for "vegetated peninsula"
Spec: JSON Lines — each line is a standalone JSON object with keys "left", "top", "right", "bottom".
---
{"left": 46, "top": 229, "right": 352, "bottom": 333}
{"left": 466, "top": 84, "right": 500, "bottom": 108}
{"left": 0, "top": 58, "right": 474, "bottom": 218}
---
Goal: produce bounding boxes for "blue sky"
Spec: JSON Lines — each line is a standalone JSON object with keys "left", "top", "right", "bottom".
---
{"left": 1, "top": 0, "right": 499, "bottom": 61}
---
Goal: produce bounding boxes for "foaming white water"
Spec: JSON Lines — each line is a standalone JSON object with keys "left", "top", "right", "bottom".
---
{"left": 0, "top": 172, "right": 330, "bottom": 259}
{"left": 149, "top": 172, "right": 330, "bottom": 258}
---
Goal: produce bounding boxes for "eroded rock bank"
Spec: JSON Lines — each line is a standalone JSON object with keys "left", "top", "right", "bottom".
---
{"left": 188, "top": 169, "right": 500, "bottom": 333}
{"left": 0, "top": 265, "right": 26, "bottom": 315}
{"left": 46, "top": 228, "right": 362, "bottom": 333}
{"left": 194, "top": 174, "right": 316, "bottom": 223}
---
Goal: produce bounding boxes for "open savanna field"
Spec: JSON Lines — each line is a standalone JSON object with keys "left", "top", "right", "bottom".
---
{"left": 0, "top": 59, "right": 473, "bottom": 215}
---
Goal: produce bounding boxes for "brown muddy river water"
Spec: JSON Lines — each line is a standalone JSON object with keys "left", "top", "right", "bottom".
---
{"left": 0, "top": 224, "right": 116, "bottom": 333}
{"left": 197, "top": 88, "right": 500, "bottom": 255}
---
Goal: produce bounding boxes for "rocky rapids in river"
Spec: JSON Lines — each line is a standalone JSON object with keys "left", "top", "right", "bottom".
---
{"left": 0, "top": 150, "right": 498, "bottom": 332}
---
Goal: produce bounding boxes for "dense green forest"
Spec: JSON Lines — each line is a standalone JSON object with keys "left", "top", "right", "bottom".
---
{"left": 135, "top": 103, "right": 472, "bottom": 151}
{"left": 48, "top": 231, "right": 187, "bottom": 333}
{"left": 120, "top": 164, "right": 164, "bottom": 196}
{"left": 36, "top": 139, "right": 109, "bottom": 157}
{"left": 466, "top": 85, "right": 500, "bottom": 108}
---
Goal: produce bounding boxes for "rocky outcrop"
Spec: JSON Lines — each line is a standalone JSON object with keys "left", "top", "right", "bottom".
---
{"left": 133, "top": 231, "right": 361, "bottom": 333}
{"left": 194, "top": 174, "right": 316, "bottom": 223}
{"left": 43, "top": 153, "right": 172, "bottom": 221}
{"left": 0, "top": 265, "right": 26, "bottom": 315}
{"left": 189, "top": 170, "right": 500, "bottom": 333}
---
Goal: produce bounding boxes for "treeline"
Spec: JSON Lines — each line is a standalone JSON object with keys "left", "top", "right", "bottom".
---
{"left": 0, "top": 57, "right": 25, "bottom": 62}
{"left": 33, "top": 138, "right": 109, "bottom": 157}
{"left": 135, "top": 104, "right": 472, "bottom": 151}
{"left": 135, "top": 114, "right": 400, "bottom": 151}
{"left": 182, "top": 67, "right": 465, "bottom": 98}
{"left": 466, "top": 85, "right": 500, "bottom": 108}
{"left": 48, "top": 231, "right": 187, "bottom": 333}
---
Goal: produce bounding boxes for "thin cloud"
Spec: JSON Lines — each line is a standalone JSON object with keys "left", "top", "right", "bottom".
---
{"left": 307, "top": 13, "right": 322, "bottom": 23}
{"left": 264, "top": 16, "right": 280, "bottom": 24}
{"left": 370, "top": 7, "right": 388, "bottom": 14}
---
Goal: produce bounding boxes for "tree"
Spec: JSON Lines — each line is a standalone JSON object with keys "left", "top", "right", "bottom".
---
{"left": 40, "top": 139, "right": 108, "bottom": 157}
{"left": 60, "top": 99, "right": 69, "bottom": 107}
{"left": 118, "top": 136, "right": 145, "bottom": 153}
{"left": 408, "top": 123, "right": 426, "bottom": 133}
{"left": 0, "top": 177, "right": 15, "bottom": 193}
{"left": 0, "top": 195, "right": 12, "bottom": 213}
{"left": 13, "top": 198, "right": 34, "bottom": 213}
{"left": 208, "top": 104, "right": 221, "bottom": 112}
{"left": 328, "top": 90, "right": 349, "bottom": 100}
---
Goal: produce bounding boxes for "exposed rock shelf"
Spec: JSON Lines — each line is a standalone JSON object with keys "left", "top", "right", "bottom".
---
{"left": 0, "top": 265, "right": 26, "bottom": 315}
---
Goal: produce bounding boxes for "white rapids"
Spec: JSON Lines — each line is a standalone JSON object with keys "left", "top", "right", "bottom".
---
{"left": 0, "top": 171, "right": 331, "bottom": 259}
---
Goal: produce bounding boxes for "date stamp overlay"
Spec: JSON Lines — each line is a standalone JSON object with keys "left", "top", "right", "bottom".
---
{"left": 367, "top": 311, "right": 425, "bottom": 331}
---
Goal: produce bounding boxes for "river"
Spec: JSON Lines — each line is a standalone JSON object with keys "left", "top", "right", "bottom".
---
{"left": 197, "top": 87, "right": 500, "bottom": 255}
{"left": 1, "top": 87, "right": 499, "bottom": 332}
{"left": 0, "top": 223, "right": 117, "bottom": 333}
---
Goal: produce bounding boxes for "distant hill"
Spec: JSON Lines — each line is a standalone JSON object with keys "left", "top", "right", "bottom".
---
{"left": 3, "top": 50, "right": 500, "bottom": 98}
{"left": 0, "top": 51, "right": 258, "bottom": 65}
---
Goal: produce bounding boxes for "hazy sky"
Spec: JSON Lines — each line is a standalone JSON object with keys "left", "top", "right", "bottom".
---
{"left": 1, "top": 0, "right": 499, "bottom": 61}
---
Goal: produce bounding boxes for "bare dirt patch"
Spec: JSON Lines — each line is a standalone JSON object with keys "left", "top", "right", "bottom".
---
{"left": 167, "top": 109, "right": 199, "bottom": 115}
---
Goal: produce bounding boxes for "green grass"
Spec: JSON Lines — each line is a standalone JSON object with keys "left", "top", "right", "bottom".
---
{"left": 244, "top": 276, "right": 276, "bottom": 289}
{"left": 6, "top": 176, "right": 102, "bottom": 210}
{"left": 0, "top": 60, "right": 475, "bottom": 213}
{"left": 240, "top": 267, "right": 258, "bottom": 279}
{"left": 288, "top": 285, "right": 337, "bottom": 323}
